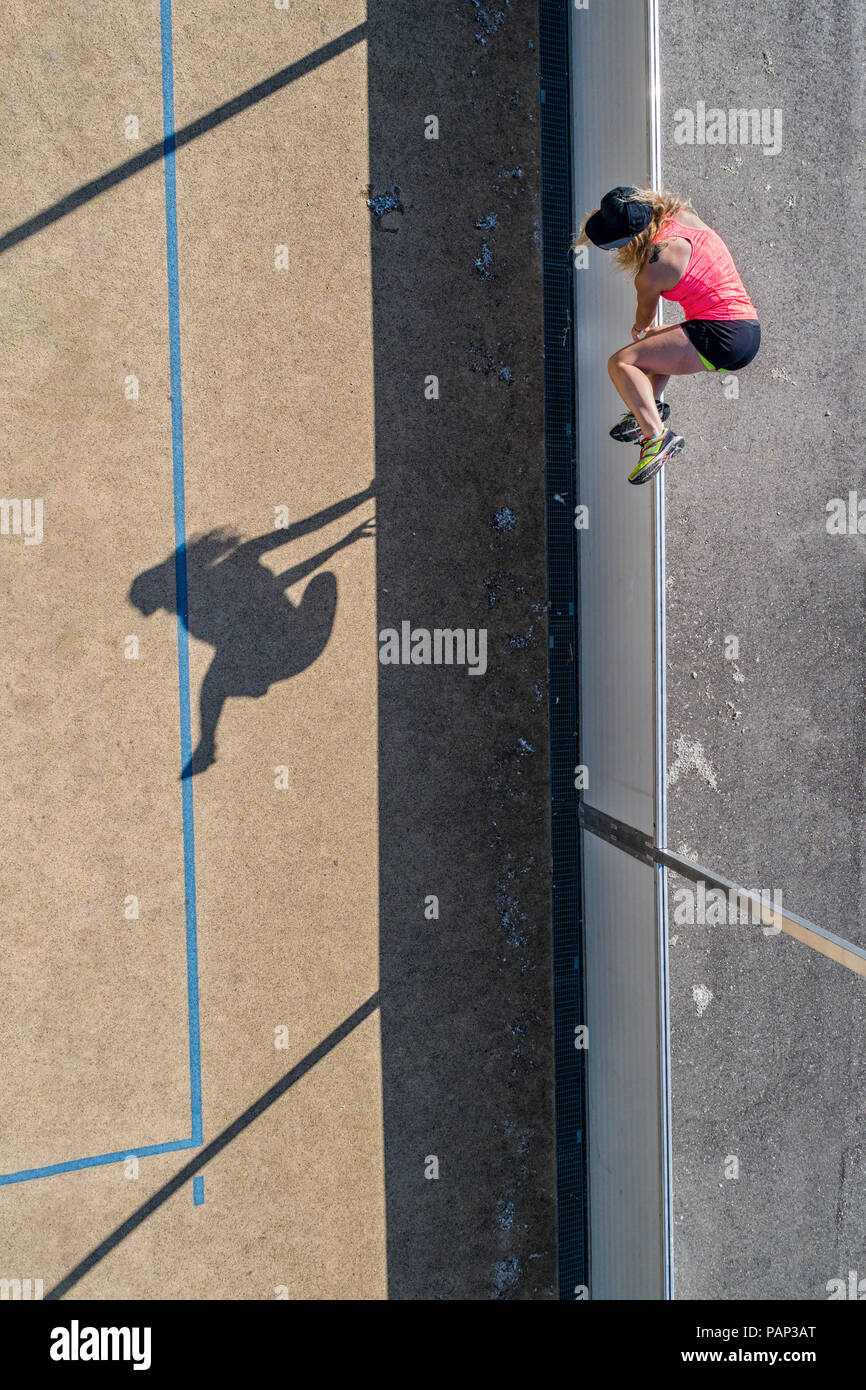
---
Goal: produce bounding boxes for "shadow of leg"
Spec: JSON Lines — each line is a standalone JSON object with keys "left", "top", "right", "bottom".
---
{"left": 181, "top": 658, "right": 226, "bottom": 778}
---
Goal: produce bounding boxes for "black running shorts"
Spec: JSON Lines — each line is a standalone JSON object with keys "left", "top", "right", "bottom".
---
{"left": 682, "top": 318, "right": 761, "bottom": 371}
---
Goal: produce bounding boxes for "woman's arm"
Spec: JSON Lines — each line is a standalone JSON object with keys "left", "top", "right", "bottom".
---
{"left": 632, "top": 273, "right": 661, "bottom": 339}
{"left": 632, "top": 241, "right": 688, "bottom": 338}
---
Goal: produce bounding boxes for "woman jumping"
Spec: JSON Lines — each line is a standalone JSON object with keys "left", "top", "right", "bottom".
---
{"left": 577, "top": 185, "right": 760, "bottom": 485}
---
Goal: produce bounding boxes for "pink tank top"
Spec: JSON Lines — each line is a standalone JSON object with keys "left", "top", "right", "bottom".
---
{"left": 653, "top": 218, "right": 757, "bottom": 321}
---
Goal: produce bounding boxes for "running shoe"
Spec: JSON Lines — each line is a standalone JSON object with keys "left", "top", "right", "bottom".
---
{"left": 610, "top": 400, "right": 670, "bottom": 444}
{"left": 627, "top": 428, "right": 685, "bottom": 485}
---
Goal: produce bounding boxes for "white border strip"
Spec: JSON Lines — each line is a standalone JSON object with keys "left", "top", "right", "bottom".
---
{"left": 570, "top": 0, "right": 670, "bottom": 1298}
{"left": 647, "top": 0, "right": 674, "bottom": 1300}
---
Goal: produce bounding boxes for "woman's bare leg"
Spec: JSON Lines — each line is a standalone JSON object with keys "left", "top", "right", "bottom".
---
{"left": 608, "top": 358, "right": 664, "bottom": 437}
{"left": 608, "top": 326, "right": 707, "bottom": 439}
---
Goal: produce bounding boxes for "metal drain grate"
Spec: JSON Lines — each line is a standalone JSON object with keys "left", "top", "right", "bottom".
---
{"left": 538, "top": 0, "right": 587, "bottom": 1301}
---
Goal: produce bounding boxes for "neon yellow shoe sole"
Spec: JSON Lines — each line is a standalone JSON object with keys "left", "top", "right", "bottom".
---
{"left": 628, "top": 429, "right": 685, "bottom": 485}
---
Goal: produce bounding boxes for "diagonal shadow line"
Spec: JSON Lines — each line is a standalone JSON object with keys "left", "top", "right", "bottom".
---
{"left": 45, "top": 992, "right": 380, "bottom": 1300}
{"left": 0, "top": 22, "right": 367, "bottom": 256}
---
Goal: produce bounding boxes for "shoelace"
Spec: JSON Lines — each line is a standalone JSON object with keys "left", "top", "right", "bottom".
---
{"left": 639, "top": 432, "right": 665, "bottom": 461}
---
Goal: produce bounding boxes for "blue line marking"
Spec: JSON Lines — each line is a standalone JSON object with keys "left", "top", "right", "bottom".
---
{"left": 193, "top": 1175, "right": 205, "bottom": 1205}
{"left": 161, "top": 0, "right": 203, "bottom": 1149}
{"left": 0, "top": 1139, "right": 198, "bottom": 1188}
{"left": 0, "top": 0, "right": 202, "bottom": 1188}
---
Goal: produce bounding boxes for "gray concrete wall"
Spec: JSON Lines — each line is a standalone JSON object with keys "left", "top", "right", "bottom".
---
{"left": 659, "top": 0, "right": 866, "bottom": 1299}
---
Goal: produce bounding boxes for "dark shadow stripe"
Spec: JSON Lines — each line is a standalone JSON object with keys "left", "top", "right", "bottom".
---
{"left": 0, "top": 23, "right": 367, "bottom": 255}
{"left": 45, "top": 992, "right": 380, "bottom": 1300}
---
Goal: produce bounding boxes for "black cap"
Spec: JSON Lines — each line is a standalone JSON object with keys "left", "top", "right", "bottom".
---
{"left": 584, "top": 186, "right": 653, "bottom": 249}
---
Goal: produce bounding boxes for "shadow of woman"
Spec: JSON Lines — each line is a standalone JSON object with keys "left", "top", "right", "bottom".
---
{"left": 128, "top": 485, "right": 375, "bottom": 777}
